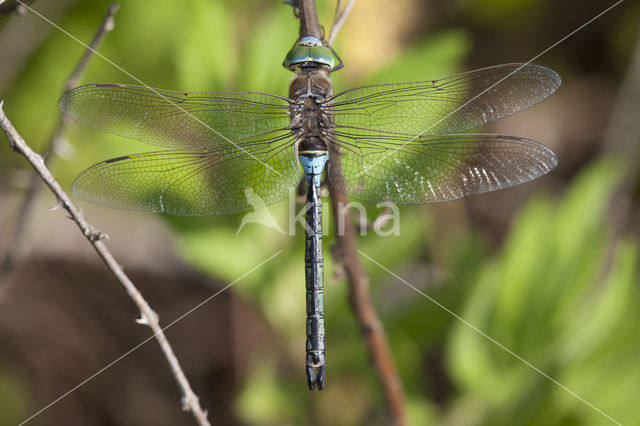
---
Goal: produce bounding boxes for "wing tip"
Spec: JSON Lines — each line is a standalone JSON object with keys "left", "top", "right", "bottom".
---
{"left": 508, "top": 62, "right": 562, "bottom": 92}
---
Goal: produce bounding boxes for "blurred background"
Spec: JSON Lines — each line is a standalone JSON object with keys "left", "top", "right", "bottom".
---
{"left": 0, "top": 0, "right": 639, "bottom": 425}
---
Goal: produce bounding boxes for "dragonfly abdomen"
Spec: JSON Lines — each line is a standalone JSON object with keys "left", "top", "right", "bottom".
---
{"left": 299, "top": 152, "right": 328, "bottom": 391}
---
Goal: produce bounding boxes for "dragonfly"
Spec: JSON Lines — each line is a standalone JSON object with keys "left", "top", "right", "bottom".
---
{"left": 59, "top": 35, "right": 560, "bottom": 391}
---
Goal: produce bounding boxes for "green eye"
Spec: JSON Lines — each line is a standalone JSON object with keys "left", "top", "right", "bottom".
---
{"left": 283, "top": 36, "right": 341, "bottom": 70}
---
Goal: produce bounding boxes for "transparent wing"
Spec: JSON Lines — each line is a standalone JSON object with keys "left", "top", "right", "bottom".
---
{"left": 59, "top": 84, "right": 292, "bottom": 148}
{"left": 327, "top": 132, "right": 557, "bottom": 204}
{"left": 72, "top": 132, "right": 300, "bottom": 215}
{"left": 329, "top": 64, "right": 560, "bottom": 136}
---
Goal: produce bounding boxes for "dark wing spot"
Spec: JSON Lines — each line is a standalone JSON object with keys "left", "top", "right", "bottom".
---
{"left": 95, "top": 83, "right": 125, "bottom": 88}
{"left": 104, "top": 155, "right": 131, "bottom": 163}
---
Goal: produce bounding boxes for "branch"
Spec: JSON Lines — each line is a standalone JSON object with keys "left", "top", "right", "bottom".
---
{"left": 65, "top": 3, "right": 120, "bottom": 91}
{"left": 293, "top": 0, "right": 322, "bottom": 39}
{"left": 1, "top": 3, "right": 118, "bottom": 273}
{"left": 328, "top": 180, "right": 408, "bottom": 426}
{"left": 289, "top": 1, "right": 407, "bottom": 424}
{"left": 0, "top": 104, "right": 211, "bottom": 426}
{"left": 327, "top": 0, "right": 355, "bottom": 46}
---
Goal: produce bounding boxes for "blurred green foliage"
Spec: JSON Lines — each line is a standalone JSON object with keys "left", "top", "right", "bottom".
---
{"left": 466, "top": 0, "right": 549, "bottom": 32}
{"left": 448, "top": 158, "right": 639, "bottom": 426}
{"left": 1, "top": 1, "right": 638, "bottom": 425}
{"left": 0, "top": 368, "right": 26, "bottom": 426}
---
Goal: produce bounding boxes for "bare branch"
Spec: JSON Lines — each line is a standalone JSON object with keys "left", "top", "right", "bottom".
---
{"left": 352, "top": 204, "right": 394, "bottom": 231}
{"left": 1, "top": 3, "right": 119, "bottom": 272}
{"left": 328, "top": 0, "right": 355, "bottom": 46}
{"left": 0, "top": 104, "right": 211, "bottom": 426}
{"left": 65, "top": 3, "right": 119, "bottom": 91}
{"left": 328, "top": 175, "right": 408, "bottom": 426}
{"left": 293, "top": 0, "right": 322, "bottom": 38}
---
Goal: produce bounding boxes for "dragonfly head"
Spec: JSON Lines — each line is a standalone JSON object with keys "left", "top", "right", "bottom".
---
{"left": 283, "top": 36, "right": 343, "bottom": 72}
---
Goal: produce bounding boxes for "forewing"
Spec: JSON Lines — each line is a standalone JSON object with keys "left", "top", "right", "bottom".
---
{"left": 59, "top": 84, "right": 292, "bottom": 149}
{"left": 72, "top": 132, "right": 300, "bottom": 215}
{"left": 329, "top": 64, "right": 560, "bottom": 136}
{"left": 327, "top": 133, "right": 557, "bottom": 204}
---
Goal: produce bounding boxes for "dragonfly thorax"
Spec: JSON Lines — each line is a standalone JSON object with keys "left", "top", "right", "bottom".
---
{"left": 289, "top": 69, "right": 334, "bottom": 157}
{"left": 289, "top": 68, "right": 332, "bottom": 100}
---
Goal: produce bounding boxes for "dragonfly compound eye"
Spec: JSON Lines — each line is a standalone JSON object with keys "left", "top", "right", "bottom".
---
{"left": 283, "top": 36, "right": 341, "bottom": 71}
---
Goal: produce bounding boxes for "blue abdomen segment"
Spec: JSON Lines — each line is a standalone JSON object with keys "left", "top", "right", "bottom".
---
{"left": 299, "top": 153, "right": 327, "bottom": 390}
{"left": 299, "top": 153, "right": 327, "bottom": 187}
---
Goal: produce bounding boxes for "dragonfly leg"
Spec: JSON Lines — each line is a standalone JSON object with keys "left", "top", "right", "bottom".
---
{"left": 306, "top": 352, "right": 326, "bottom": 390}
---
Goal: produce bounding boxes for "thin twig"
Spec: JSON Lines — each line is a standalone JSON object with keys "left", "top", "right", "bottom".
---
{"left": 327, "top": 0, "right": 355, "bottom": 46}
{"left": 0, "top": 104, "right": 211, "bottom": 426}
{"left": 292, "top": 1, "right": 407, "bottom": 424}
{"left": 65, "top": 3, "right": 120, "bottom": 91}
{"left": 1, "top": 3, "right": 119, "bottom": 273}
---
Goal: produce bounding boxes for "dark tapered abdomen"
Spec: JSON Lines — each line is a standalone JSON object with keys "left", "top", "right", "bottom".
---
{"left": 299, "top": 152, "right": 327, "bottom": 390}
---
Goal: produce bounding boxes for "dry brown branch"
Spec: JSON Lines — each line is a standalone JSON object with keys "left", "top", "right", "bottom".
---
{"left": 352, "top": 204, "right": 394, "bottom": 231}
{"left": 292, "top": 0, "right": 322, "bottom": 39}
{"left": 292, "top": 1, "right": 407, "bottom": 424}
{"left": 0, "top": 104, "right": 211, "bottom": 426}
{"left": 328, "top": 181, "right": 408, "bottom": 426}
{"left": 1, "top": 3, "right": 119, "bottom": 273}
